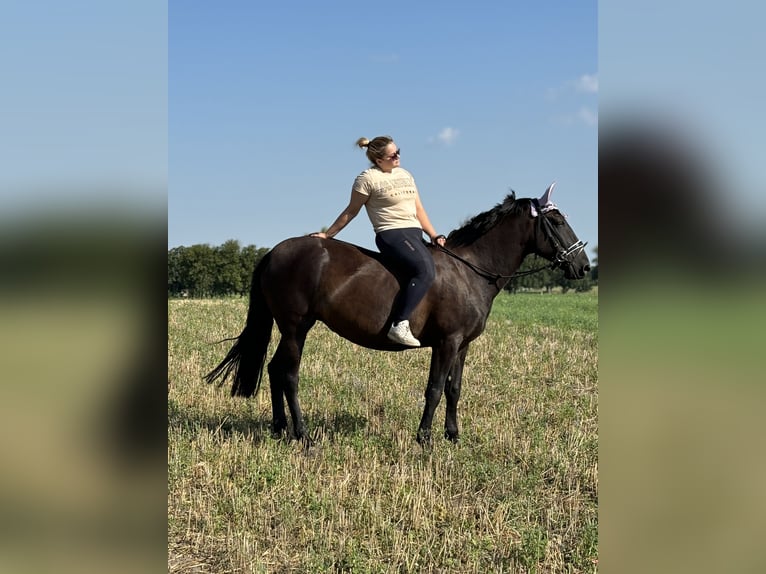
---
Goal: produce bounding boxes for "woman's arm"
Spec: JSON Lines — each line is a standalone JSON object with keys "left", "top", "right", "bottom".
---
{"left": 311, "top": 191, "right": 368, "bottom": 239}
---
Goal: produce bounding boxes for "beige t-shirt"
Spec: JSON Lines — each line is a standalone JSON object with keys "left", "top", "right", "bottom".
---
{"left": 352, "top": 167, "right": 421, "bottom": 233}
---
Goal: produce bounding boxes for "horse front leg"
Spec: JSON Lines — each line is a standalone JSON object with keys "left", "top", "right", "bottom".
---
{"left": 444, "top": 345, "right": 468, "bottom": 443}
{"left": 417, "top": 340, "right": 459, "bottom": 446}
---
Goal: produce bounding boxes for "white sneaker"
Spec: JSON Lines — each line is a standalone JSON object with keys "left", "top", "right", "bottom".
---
{"left": 387, "top": 320, "right": 421, "bottom": 347}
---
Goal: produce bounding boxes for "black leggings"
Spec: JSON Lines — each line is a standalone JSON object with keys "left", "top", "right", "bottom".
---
{"left": 375, "top": 227, "right": 436, "bottom": 323}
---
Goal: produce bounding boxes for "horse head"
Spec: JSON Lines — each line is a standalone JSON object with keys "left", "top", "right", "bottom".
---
{"left": 530, "top": 182, "right": 591, "bottom": 279}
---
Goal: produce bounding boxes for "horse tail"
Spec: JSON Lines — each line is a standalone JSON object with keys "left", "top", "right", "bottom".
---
{"left": 204, "top": 252, "right": 273, "bottom": 397}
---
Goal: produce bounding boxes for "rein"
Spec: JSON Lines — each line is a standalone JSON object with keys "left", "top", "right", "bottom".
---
{"left": 436, "top": 244, "right": 555, "bottom": 286}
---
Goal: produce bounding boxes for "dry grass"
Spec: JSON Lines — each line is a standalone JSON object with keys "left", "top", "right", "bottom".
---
{"left": 168, "top": 292, "right": 598, "bottom": 573}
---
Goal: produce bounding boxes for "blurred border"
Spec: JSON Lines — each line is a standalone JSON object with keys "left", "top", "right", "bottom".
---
{"left": 0, "top": 2, "right": 167, "bottom": 572}
{"left": 600, "top": 2, "right": 766, "bottom": 573}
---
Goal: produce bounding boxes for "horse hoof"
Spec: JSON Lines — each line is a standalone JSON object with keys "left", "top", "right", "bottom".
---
{"left": 416, "top": 429, "right": 432, "bottom": 447}
{"left": 270, "top": 424, "right": 288, "bottom": 440}
{"left": 444, "top": 430, "right": 459, "bottom": 443}
{"left": 299, "top": 434, "right": 314, "bottom": 451}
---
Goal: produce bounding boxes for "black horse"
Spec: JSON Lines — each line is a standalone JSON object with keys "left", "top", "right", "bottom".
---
{"left": 205, "top": 183, "right": 590, "bottom": 444}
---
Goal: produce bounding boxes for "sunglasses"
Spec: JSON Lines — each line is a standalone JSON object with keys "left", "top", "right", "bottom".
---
{"left": 385, "top": 148, "right": 401, "bottom": 160}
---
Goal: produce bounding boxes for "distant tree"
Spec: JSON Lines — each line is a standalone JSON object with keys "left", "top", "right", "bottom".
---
{"left": 168, "top": 246, "right": 186, "bottom": 296}
{"left": 185, "top": 244, "right": 216, "bottom": 297}
{"left": 503, "top": 254, "right": 549, "bottom": 292}
{"left": 557, "top": 273, "right": 594, "bottom": 293}
{"left": 214, "top": 239, "right": 244, "bottom": 295}
{"left": 239, "top": 245, "right": 270, "bottom": 295}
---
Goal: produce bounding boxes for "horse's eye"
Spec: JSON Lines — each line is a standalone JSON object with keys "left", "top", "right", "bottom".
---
{"left": 548, "top": 217, "right": 565, "bottom": 227}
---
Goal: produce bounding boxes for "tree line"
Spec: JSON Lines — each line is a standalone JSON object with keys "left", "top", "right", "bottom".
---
{"left": 168, "top": 240, "right": 269, "bottom": 297}
{"left": 168, "top": 240, "right": 597, "bottom": 298}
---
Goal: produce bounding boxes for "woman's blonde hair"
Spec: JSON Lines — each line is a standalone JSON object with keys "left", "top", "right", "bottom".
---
{"left": 356, "top": 135, "right": 394, "bottom": 166}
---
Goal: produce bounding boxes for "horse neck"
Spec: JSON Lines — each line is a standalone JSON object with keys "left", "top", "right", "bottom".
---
{"left": 454, "top": 215, "right": 531, "bottom": 281}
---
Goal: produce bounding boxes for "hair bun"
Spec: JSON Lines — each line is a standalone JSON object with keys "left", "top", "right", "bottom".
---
{"left": 355, "top": 137, "right": 370, "bottom": 149}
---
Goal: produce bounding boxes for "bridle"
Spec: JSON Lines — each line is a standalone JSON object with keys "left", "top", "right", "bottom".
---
{"left": 436, "top": 200, "right": 587, "bottom": 286}
{"left": 533, "top": 199, "right": 588, "bottom": 270}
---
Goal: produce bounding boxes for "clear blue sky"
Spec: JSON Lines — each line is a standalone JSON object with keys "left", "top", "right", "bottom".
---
{"left": 169, "top": 1, "right": 598, "bottom": 253}
{"left": 3, "top": 2, "right": 763, "bottom": 257}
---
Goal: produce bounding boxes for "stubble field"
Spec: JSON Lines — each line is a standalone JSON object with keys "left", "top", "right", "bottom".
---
{"left": 168, "top": 291, "right": 598, "bottom": 573}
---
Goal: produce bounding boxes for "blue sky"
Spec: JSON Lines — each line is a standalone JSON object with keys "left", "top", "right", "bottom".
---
{"left": 169, "top": 1, "right": 598, "bottom": 253}
{"left": 3, "top": 2, "right": 763, "bottom": 257}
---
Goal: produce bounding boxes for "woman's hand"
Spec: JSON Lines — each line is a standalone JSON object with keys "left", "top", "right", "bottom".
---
{"left": 310, "top": 232, "right": 328, "bottom": 239}
{"left": 433, "top": 234, "right": 447, "bottom": 247}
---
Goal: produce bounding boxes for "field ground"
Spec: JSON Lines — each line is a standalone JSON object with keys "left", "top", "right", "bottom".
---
{"left": 168, "top": 291, "right": 598, "bottom": 573}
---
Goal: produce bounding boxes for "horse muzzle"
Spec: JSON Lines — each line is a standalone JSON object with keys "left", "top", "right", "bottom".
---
{"left": 555, "top": 241, "right": 590, "bottom": 279}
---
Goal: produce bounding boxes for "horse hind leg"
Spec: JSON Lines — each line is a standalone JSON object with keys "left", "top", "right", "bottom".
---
{"left": 268, "top": 354, "right": 288, "bottom": 438}
{"left": 267, "top": 319, "right": 314, "bottom": 441}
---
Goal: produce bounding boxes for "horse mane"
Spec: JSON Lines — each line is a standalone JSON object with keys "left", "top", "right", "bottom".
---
{"left": 446, "top": 192, "right": 527, "bottom": 247}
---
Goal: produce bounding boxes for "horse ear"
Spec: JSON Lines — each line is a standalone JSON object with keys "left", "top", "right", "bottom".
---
{"left": 538, "top": 181, "right": 556, "bottom": 206}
